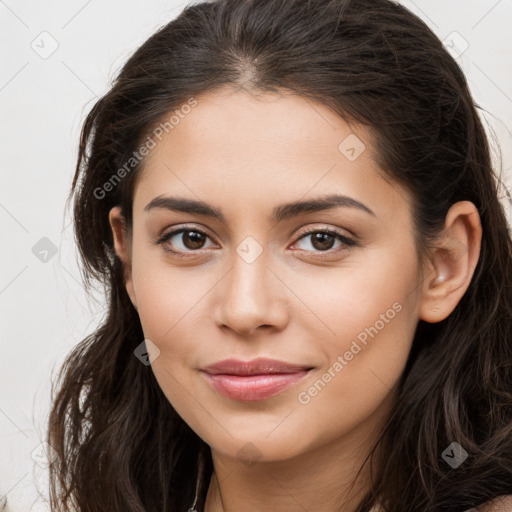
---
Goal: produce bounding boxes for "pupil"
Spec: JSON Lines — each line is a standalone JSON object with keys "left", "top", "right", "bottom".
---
{"left": 312, "top": 233, "right": 334, "bottom": 251}
{"left": 184, "top": 231, "right": 204, "bottom": 249}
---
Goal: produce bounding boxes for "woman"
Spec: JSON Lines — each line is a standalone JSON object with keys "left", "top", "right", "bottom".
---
{"left": 48, "top": 0, "right": 512, "bottom": 510}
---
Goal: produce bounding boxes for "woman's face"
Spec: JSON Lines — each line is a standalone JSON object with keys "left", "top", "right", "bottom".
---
{"left": 111, "top": 87, "right": 427, "bottom": 463}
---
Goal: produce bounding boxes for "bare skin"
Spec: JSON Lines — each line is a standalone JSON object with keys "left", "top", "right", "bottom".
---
{"left": 109, "top": 87, "right": 482, "bottom": 511}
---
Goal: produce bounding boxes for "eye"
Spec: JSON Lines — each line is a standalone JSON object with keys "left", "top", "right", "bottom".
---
{"left": 153, "top": 225, "right": 358, "bottom": 259}
{"left": 154, "top": 226, "right": 216, "bottom": 256}
{"left": 291, "top": 228, "right": 357, "bottom": 256}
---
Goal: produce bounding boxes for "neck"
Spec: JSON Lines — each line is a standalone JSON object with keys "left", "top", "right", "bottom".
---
{"left": 203, "top": 388, "right": 394, "bottom": 512}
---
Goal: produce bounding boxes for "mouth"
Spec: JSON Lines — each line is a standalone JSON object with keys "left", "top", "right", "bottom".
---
{"left": 200, "top": 358, "right": 314, "bottom": 401}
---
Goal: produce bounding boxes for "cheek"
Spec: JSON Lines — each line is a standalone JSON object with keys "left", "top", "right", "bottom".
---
{"left": 291, "top": 239, "right": 419, "bottom": 351}
{"left": 130, "top": 245, "right": 213, "bottom": 342}
{"left": 288, "top": 295, "right": 416, "bottom": 457}
{"left": 131, "top": 261, "right": 205, "bottom": 418}
{"left": 291, "top": 244, "right": 419, "bottom": 409}
{"left": 129, "top": 252, "right": 220, "bottom": 418}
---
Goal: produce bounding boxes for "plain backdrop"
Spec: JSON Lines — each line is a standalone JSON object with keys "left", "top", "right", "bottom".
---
{"left": 1, "top": 0, "right": 511, "bottom": 510}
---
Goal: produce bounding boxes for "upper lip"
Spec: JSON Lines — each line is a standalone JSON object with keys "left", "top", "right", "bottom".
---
{"left": 201, "top": 358, "right": 313, "bottom": 376}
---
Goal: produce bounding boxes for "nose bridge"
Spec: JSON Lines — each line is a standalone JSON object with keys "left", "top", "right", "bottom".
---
{"left": 216, "top": 236, "right": 286, "bottom": 335}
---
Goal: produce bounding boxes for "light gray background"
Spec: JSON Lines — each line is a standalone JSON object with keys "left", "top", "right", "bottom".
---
{"left": 1, "top": 1, "right": 511, "bottom": 510}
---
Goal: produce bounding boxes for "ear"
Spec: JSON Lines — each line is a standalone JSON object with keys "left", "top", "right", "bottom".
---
{"left": 418, "top": 201, "right": 482, "bottom": 323}
{"left": 109, "top": 206, "right": 137, "bottom": 310}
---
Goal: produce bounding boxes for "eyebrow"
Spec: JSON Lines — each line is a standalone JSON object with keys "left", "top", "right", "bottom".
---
{"left": 143, "top": 193, "right": 376, "bottom": 222}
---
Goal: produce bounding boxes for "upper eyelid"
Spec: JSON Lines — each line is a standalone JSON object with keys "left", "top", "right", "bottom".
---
{"left": 158, "top": 224, "right": 216, "bottom": 243}
{"left": 294, "top": 224, "right": 355, "bottom": 240}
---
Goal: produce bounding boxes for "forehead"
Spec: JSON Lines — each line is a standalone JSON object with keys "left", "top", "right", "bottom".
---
{"left": 132, "top": 87, "right": 411, "bottom": 224}
{"left": 143, "top": 87, "right": 370, "bottom": 167}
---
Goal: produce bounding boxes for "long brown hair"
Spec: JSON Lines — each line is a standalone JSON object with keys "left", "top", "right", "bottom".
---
{"left": 48, "top": 0, "right": 512, "bottom": 510}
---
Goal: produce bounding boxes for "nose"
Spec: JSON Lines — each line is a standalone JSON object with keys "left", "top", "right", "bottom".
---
{"left": 215, "top": 249, "right": 289, "bottom": 338}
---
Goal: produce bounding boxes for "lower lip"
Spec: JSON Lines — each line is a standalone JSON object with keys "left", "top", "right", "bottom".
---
{"left": 202, "top": 370, "right": 311, "bottom": 401}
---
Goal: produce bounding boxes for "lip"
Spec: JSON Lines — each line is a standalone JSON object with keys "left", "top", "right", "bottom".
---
{"left": 200, "top": 358, "right": 313, "bottom": 401}
{"left": 202, "top": 357, "right": 313, "bottom": 376}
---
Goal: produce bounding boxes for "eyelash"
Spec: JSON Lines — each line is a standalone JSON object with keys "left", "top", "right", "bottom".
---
{"left": 153, "top": 225, "right": 358, "bottom": 259}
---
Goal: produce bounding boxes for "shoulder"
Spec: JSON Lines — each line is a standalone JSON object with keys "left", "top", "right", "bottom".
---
{"left": 479, "top": 495, "right": 512, "bottom": 511}
{"left": 372, "top": 496, "right": 512, "bottom": 512}
{"left": 371, "top": 496, "right": 512, "bottom": 512}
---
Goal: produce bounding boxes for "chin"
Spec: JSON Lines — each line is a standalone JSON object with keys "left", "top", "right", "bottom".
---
{"left": 206, "top": 429, "right": 314, "bottom": 464}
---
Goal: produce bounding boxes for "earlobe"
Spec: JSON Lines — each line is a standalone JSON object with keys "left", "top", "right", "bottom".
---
{"left": 108, "top": 206, "right": 137, "bottom": 310}
{"left": 418, "top": 201, "right": 482, "bottom": 324}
